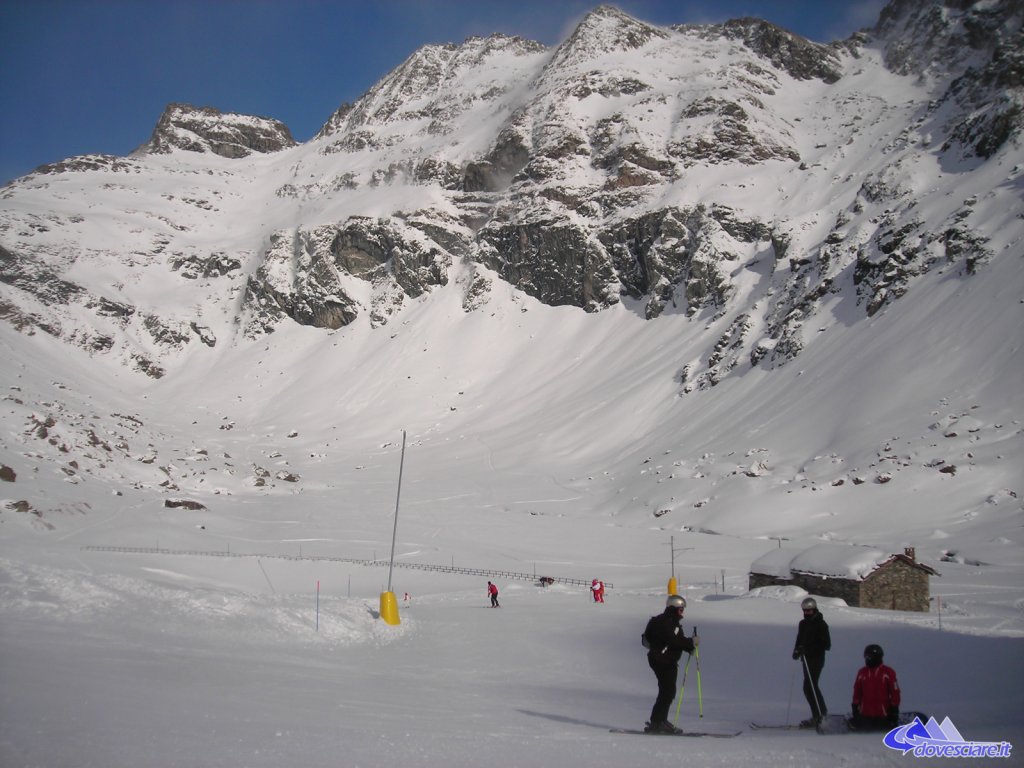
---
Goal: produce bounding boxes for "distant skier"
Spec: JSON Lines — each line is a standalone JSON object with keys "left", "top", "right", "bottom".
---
{"left": 792, "top": 597, "right": 830, "bottom": 727}
{"left": 850, "top": 644, "right": 901, "bottom": 731}
{"left": 642, "top": 594, "right": 698, "bottom": 734}
{"left": 487, "top": 581, "right": 500, "bottom": 607}
{"left": 591, "top": 578, "right": 605, "bottom": 603}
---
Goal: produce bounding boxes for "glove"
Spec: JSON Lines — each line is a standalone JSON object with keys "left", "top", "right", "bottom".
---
{"left": 888, "top": 706, "right": 899, "bottom": 724}
{"left": 691, "top": 633, "right": 700, "bottom": 649}
{"left": 792, "top": 647, "right": 803, "bottom": 660}
{"left": 851, "top": 704, "right": 860, "bottom": 718}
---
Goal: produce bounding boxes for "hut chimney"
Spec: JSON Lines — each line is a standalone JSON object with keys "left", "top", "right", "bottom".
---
{"left": 904, "top": 546, "right": 916, "bottom": 562}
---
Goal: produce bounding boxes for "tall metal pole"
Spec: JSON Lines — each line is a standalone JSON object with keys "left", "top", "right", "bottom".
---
{"left": 667, "top": 535, "right": 677, "bottom": 595}
{"left": 387, "top": 430, "right": 406, "bottom": 594}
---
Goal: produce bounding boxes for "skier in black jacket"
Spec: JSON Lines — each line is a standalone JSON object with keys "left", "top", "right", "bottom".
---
{"left": 792, "top": 596, "right": 831, "bottom": 727}
{"left": 643, "top": 594, "right": 699, "bottom": 734}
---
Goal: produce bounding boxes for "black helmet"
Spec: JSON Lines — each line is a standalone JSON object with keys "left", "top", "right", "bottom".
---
{"left": 666, "top": 594, "right": 686, "bottom": 610}
{"left": 800, "top": 597, "right": 817, "bottom": 611}
{"left": 864, "top": 644, "right": 884, "bottom": 667}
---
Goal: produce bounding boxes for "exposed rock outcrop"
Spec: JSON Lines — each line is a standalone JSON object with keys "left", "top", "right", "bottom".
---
{"left": 141, "top": 103, "right": 297, "bottom": 158}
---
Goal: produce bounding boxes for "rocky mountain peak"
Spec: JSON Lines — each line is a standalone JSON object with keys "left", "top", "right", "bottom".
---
{"left": 140, "top": 103, "right": 297, "bottom": 159}
{"left": 871, "top": 0, "right": 1022, "bottom": 158}
{"left": 316, "top": 33, "right": 546, "bottom": 140}
{"left": 873, "top": 0, "right": 1021, "bottom": 79}
{"left": 547, "top": 4, "right": 668, "bottom": 68}
{"left": 716, "top": 17, "right": 843, "bottom": 83}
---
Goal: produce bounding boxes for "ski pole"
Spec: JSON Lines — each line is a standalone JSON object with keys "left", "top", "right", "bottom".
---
{"left": 673, "top": 652, "right": 692, "bottom": 726}
{"left": 801, "top": 652, "right": 824, "bottom": 722}
{"left": 694, "top": 625, "right": 703, "bottom": 718}
{"left": 786, "top": 664, "right": 797, "bottom": 726}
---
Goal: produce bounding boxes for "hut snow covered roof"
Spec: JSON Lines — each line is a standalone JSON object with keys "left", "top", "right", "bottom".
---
{"left": 751, "top": 543, "right": 938, "bottom": 582}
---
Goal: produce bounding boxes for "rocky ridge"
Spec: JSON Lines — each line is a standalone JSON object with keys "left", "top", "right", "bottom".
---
{"left": 140, "top": 103, "right": 297, "bottom": 158}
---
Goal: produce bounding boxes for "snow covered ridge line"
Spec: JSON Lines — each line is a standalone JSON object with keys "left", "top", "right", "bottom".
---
{"left": 80, "top": 546, "right": 607, "bottom": 588}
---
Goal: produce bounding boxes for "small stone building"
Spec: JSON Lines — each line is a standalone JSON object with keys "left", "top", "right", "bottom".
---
{"left": 748, "top": 543, "right": 938, "bottom": 612}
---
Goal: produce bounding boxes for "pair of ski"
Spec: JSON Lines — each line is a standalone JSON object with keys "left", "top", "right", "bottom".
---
{"left": 750, "top": 715, "right": 847, "bottom": 734}
{"left": 609, "top": 726, "right": 740, "bottom": 739}
{"left": 751, "top": 711, "right": 928, "bottom": 735}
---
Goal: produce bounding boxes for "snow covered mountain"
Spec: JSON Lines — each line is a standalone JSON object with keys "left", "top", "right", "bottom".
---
{"left": 1, "top": 3, "right": 1022, "bottom": 766}
{"left": 1, "top": 0, "right": 1021, "bottom": 568}
{"left": 1, "top": 1, "right": 1018, "bottom": 369}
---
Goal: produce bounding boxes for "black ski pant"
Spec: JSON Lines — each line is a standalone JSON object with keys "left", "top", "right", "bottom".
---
{"left": 851, "top": 714, "right": 896, "bottom": 732}
{"left": 801, "top": 654, "right": 827, "bottom": 720}
{"left": 648, "top": 655, "right": 678, "bottom": 723}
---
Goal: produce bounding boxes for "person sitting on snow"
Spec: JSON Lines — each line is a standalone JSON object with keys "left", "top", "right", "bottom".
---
{"left": 850, "top": 644, "right": 901, "bottom": 731}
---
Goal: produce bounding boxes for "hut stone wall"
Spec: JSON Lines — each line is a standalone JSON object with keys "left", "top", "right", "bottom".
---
{"left": 790, "top": 573, "right": 863, "bottom": 606}
{"left": 861, "top": 558, "right": 930, "bottom": 611}
{"left": 748, "top": 572, "right": 788, "bottom": 590}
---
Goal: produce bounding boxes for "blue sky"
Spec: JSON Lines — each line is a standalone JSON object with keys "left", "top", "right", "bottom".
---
{"left": 0, "top": 0, "right": 887, "bottom": 184}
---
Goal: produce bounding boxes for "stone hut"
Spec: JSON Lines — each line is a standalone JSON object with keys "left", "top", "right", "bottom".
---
{"left": 748, "top": 544, "right": 938, "bottom": 612}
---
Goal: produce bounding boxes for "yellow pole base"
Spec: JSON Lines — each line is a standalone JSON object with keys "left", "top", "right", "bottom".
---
{"left": 379, "top": 591, "right": 401, "bottom": 625}
{"left": 667, "top": 577, "right": 678, "bottom": 596}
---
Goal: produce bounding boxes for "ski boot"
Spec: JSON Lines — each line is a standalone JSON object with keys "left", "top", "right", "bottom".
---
{"left": 644, "top": 720, "right": 683, "bottom": 734}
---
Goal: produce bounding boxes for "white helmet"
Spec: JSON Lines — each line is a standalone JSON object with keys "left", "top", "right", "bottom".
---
{"left": 666, "top": 594, "right": 686, "bottom": 610}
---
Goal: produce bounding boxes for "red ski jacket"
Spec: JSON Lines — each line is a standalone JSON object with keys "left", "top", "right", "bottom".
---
{"left": 852, "top": 664, "right": 901, "bottom": 718}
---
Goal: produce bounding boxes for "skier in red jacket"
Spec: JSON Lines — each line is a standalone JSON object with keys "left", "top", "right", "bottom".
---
{"left": 851, "top": 644, "right": 901, "bottom": 731}
{"left": 487, "top": 581, "right": 500, "bottom": 607}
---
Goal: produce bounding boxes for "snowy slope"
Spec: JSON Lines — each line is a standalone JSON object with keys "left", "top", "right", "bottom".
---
{"left": 0, "top": 226, "right": 1021, "bottom": 766}
{"left": 0, "top": 2, "right": 1022, "bottom": 766}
